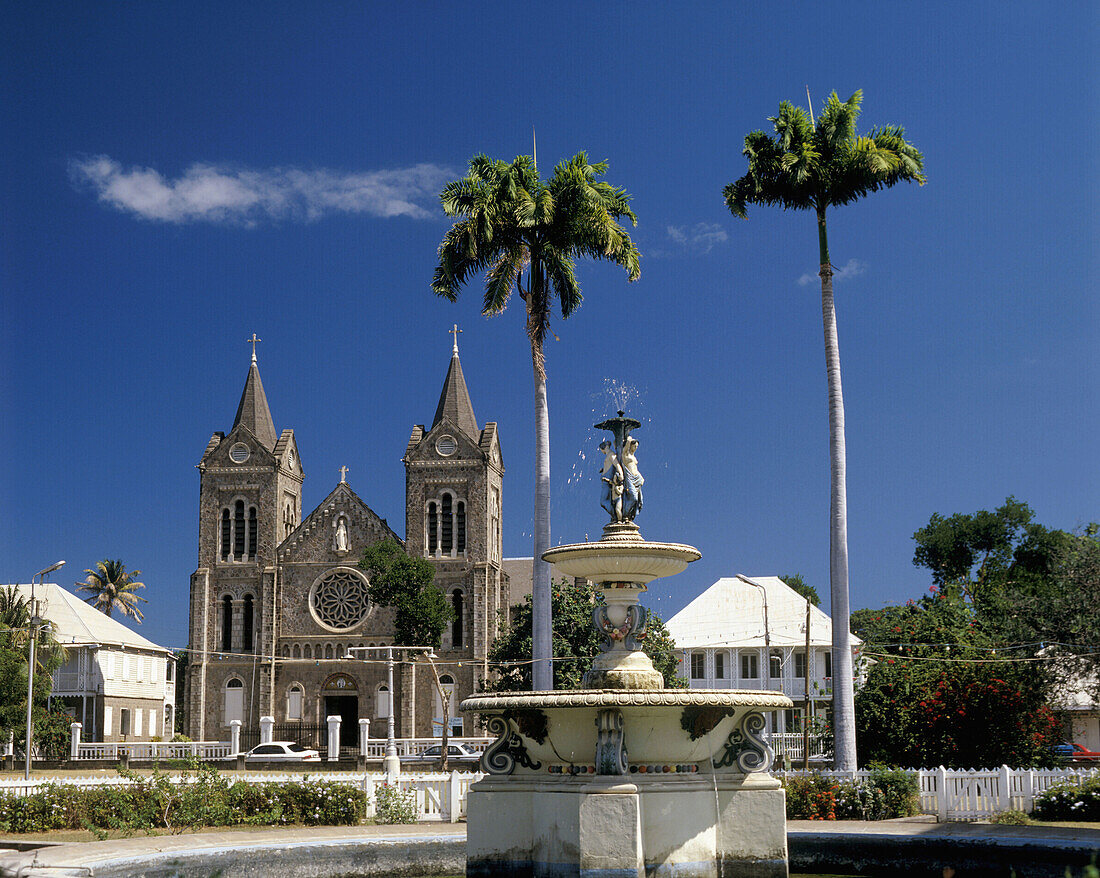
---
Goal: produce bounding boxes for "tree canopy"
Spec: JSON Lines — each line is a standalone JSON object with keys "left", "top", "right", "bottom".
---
{"left": 0, "top": 586, "right": 65, "bottom": 747}
{"left": 484, "top": 577, "right": 684, "bottom": 692}
{"left": 433, "top": 150, "right": 640, "bottom": 691}
{"left": 781, "top": 574, "right": 820, "bottom": 607}
{"left": 359, "top": 540, "right": 453, "bottom": 649}
{"left": 853, "top": 499, "right": 1096, "bottom": 767}
{"left": 78, "top": 559, "right": 147, "bottom": 621}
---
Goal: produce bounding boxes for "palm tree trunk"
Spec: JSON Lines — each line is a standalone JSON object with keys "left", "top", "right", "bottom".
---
{"left": 818, "top": 208, "right": 857, "bottom": 771}
{"left": 528, "top": 264, "right": 553, "bottom": 691}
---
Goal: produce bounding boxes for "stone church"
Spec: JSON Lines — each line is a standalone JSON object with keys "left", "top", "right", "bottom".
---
{"left": 185, "top": 338, "right": 508, "bottom": 745}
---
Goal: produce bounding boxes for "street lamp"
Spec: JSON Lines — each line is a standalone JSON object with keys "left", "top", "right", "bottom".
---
{"left": 26, "top": 560, "right": 65, "bottom": 780}
{"left": 346, "top": 644, "right": 433, "bottom": 779}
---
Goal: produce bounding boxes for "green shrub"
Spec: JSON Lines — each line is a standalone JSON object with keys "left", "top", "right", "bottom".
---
{"left": 867, "top": 766, "right": 920, "bottom": 817}
{"left": 783, "top": 776, "right": 837, "bottom": 820}
{"left": 834, "top": 779, "right": 888, "bottom": 820}
{"left": 373, "top": 783, "right": 419, "bottom": 824}
{"left": 992, "top": 809, "right": 1030, "bottom": 825}
{"left": 0, "top": 763, "right": 366, "bottom": 833}
{"left": 1033, "top": 776, "right": 1100, "bottom": 822}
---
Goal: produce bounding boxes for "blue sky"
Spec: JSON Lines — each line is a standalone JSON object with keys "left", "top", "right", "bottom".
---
{"left": 2, "top": 2, "right": 1097, "bottom": 651}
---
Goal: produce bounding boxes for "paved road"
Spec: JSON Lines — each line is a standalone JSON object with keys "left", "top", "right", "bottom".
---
{"left": 1, "top": 819, "right": 1098, "bottom": 877}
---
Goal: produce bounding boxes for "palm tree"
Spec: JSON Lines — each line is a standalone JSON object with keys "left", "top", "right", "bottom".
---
{"left": 724, "top": 91, "right": 924, "bottom": 770}
{"left": 78, "top": 559, "right": 148, "bottom": 622}
{"left": 433, "top": 152, "right": 641, "bottom": 690}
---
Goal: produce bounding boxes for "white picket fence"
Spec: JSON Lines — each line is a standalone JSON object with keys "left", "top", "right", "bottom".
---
{"left": 73, "top": 740, "right": 234, "bottom": 761}
{"left": 780, "top": 765, "right": 1100, "bottom": 820}
{"left": 0, "top": 770, "right": 482, "bottom": 824}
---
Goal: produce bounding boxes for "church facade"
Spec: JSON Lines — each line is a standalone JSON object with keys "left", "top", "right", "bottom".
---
{"left": 185, "top": 340, "right": 508, "bottom": 744}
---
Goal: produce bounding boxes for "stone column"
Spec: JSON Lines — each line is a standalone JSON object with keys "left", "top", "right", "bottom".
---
{"left": 259, "top": 715, "right": 275, "bottom": 745}
{"left": 327, "top": 715, "right": 341, "bottom": 762}
{"left": 230, "top": 719, "right": 242, "bottom": 756}
{"left": 359, "top": 718, "right": 370, "bottom": 757}
{"left": 70, "top": 722, "right": 82, "bottom": 760}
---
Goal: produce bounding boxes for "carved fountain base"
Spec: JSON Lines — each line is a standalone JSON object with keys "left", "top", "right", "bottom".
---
{"left": 461, "top": 691, "right": 792, "bottom": 878}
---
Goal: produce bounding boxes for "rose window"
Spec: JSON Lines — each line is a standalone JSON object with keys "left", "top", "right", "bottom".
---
{"left": 310, "top": 568, "right": 370, "bottom": 630}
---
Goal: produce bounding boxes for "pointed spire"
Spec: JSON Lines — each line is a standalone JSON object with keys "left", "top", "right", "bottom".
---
{"left": 432, "top": 328, "right": 478, "bottom": 441}
{"left": 232, "top": 342, "right": 278, "bottom": 451}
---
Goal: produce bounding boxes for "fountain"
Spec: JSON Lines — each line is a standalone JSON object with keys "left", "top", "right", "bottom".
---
{"left": 462, "top": 412, "right": 793, "bottom": 877}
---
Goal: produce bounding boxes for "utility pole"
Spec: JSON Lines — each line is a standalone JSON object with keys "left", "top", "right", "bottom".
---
{"left": 803, "top": 598, "right": 812, "bottom": 771}
{"left": 26, "top": 561, "right": 65, "bottom": 780}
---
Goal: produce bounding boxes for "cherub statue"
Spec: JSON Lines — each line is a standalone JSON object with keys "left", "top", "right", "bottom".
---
{"left": 599, "top": 440, "right": 624, "bottom": 522}
{"left": 621, "top": 436, "right": 643, "bottom": 521}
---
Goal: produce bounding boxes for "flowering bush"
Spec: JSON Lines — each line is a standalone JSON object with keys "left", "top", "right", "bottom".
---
{"left": 372, "top": 782, "right": 419, "bottom": 824}
{"left": 0, "top": 763, "right": 366, "bottom": 834}
{"left": 783, "top": 769, "right": 918, "bottom": 821}
{"left": 1032, "top": 776, "right": 1100, "bottom": 822}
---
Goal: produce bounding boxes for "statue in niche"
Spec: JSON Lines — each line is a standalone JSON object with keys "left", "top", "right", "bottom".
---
{"left": 621, "top": 436, "right": 644, "bottom": 521}
{"left": 599, "top": 440, "right": 624, "bottom": 522}
{"left": 334, "top": 517, "right": 350, "bottom": 553}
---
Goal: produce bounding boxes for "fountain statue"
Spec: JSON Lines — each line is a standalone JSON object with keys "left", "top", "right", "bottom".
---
{"left": 462, "top": 412, "right": 793, "bottom": 877}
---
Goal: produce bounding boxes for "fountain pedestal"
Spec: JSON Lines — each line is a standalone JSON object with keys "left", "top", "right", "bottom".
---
{"left": 462, "top": 411, "right": 792, "bottom": 877}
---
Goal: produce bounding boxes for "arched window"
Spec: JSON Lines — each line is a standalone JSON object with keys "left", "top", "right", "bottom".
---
{"left": 325, "top": 644, "right": 334, "bottom": 659}
{"left": 221, "top": 595, "right": 233, "bottom": 653}
{"left": 287, "top": 683, "right": 303, "bottom": 721}
{"left": 456, "top": 501, "right": 466, "bottom": 553}
{"left": 376, "top": 685, "right": 391, "bottom": 718}
{"left": 233, "top": 500, "right": 246, "bottom": 558}
{"left": 427, "top": 501, "right": 438, "bottom": 554}
{"left": 242, "top": 594, "right": 254, "bottom": 652}
{"left": 451, "top": 589, "right": 464, "bottom": 649}
{"left": 221, "top": 509, "right": 231, "bottom": 560}
{"left": 224, "top": 678, "right": 244, "bottom": 725}
{"left": 441, "top": 493, "right": 453, "bottom": 554}
{"left": 303, "top": 644, "right": 312, "bottom": 659}
{"left": 292, "top": 644, "right": 301, "bottom": 659}
{"left": 164, "top": 703, "right": 173, "bottom": 735}
{"left": 248, "top": 506, "right": 258, "bottom": 559}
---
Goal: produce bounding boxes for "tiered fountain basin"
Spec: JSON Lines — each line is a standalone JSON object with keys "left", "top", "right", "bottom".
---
{"left": 461, "top": 688, "right": 792, "bottom": 773}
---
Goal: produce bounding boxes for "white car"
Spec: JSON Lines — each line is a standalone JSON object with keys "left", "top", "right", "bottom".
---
{"left": 245, "top": 741, "right": 321, "bottom": 761}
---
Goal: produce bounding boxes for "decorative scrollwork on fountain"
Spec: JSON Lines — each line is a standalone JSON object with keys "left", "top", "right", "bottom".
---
{"left": 594, "top": 603, "right": 648, "bottom": 651}
{"left": 595, "top": 708, "right": 629, "bottom": 775}
{"left": 712, "top": 712, "right": 774, "bottom": 773}
{"left": 480, "top": 714, "right": 542, "bottom": 775}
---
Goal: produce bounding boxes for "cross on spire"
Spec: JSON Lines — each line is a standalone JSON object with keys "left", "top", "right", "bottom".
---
{"left": 339, "top": 465, "right": 349, "bottom": 483}
{"left": 450, "top": 324, "right": 462, "bottom": 354}
{"left": 247, "top": 333, "right": 261, "bottom": 363}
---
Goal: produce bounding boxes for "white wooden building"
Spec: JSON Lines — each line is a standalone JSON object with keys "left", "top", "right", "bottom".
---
{"left": 666, "top": 575, "right": 861, "bottom": 754}
{"left": 9, "top": 582, "right": 176, "bottom": 742}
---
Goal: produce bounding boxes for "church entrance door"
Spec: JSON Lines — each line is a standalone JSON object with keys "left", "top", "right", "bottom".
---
{"left": 324, "top": 695, "right": 359, "bottom": 748}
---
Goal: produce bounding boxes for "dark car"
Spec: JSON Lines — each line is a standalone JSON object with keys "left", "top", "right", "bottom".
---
{"left": 1052, "top": 742, "right": 1100, "bottom": 762}
{"left": 399, "top": 742, "right": 481, "bottom": 766}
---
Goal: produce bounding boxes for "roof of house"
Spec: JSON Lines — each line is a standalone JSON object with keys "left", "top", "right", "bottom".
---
{"left": 666, "top": 575, "right": 860, "bottom": 650}
{"left": 5, "top": 582, "right": 171, "bottom": 654}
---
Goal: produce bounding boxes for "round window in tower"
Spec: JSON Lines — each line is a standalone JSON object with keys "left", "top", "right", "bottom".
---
{"left": 435, "top": 435, "right": 457, "bottom": 457}
{"left": 309, "top": 567, "right": 371, "bottom": 632}
{"left": 229, "top": 443, "right": 250, "bottom": 463}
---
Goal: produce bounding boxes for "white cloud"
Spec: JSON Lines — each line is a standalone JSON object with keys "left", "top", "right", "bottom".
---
{"left": 665, "top": 222, "right": 728, "bottom": 254}
{"left": 69, "top": 156, "right": 455, "bottom": 225}
{"left": 797, "top": 258, "right": 867, "bottom": 286}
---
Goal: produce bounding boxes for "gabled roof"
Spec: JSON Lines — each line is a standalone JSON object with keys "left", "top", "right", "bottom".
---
{"left": 431, "top": 351, "right": 478, "bottom": 442}
{"left": 232, "top": 357, "right": 278, "bottom": 451}
{"left": 278, "top": 480, "right": 403, "bottom": 560}
{"left": 666, "top": 575, "right": 860, "bottom": 650}
{"left": 5, "top": 582, "right": 170, "bottom": 654}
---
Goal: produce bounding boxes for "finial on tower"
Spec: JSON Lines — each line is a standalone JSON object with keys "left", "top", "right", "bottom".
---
{"left": 247, "top": 333, "right": 261, "bottom": 363}
{"left": 450, "top": 323, "right": 462, "bottom": 355}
